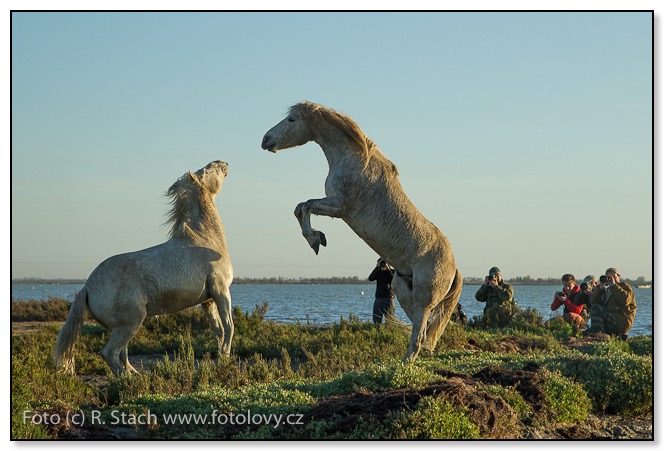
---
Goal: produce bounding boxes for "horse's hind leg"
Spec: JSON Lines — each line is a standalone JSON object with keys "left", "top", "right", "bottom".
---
{"left": 101, "top": 323, "right": 143, "bottom": 375}
{"left": 393, "top": 273, "right": 433, "bottom": 362}
{"left": 216, "top": 288, "right": 234, "bottom": 356}
{"left": 201, "top": 300, "right": 228, "bottom": 358}
{"left": 392, "top": 273, "right": 414, "bottom": 320}
{"left": 404, "top": 301, "right": 431, "bottom": 364}
{"left": 207, "top": 279, "right": 234, "bottom": 357}
{"left": 120, "top": 347, "right": 139, "bottom": 373}
{"left": 403, "top": 274, "right": 451, "bottom": 363}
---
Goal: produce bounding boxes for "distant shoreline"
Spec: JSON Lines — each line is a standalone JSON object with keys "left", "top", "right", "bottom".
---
{"left": 12, "top": 279, "right": 86, "bottom": 285}
{"left": 12, "top": 277, "right": 653, "bottom": 286}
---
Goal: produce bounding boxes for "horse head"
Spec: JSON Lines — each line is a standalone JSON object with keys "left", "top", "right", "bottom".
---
{"left": 165, "top": 160, "right": 229, "bottom": 241}
{"left": 191, "top": 160, "right": 229, "bottom": 195}
{"left": 261, "top": 102, "right": 318, "bottom": 153}
{"left": 262, "top": 102, "right": 373, "bottom": 169}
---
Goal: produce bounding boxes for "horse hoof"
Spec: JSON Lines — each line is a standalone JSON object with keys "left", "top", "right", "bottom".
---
{"left": 308, "top": 231, "right": 326, "bottom": 254}
{"left": 421, "top": 347, "right": 434, "bottom": 357}
{"left": 402, "top": 350, "right": 418, "bottom": 364}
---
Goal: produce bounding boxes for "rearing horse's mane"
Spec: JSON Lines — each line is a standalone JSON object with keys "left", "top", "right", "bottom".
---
{"left": 291, "top": 101, "right": 398, "bottom": 175}
{"left": 165, "top": 172, "right": 220, "bottom": 244}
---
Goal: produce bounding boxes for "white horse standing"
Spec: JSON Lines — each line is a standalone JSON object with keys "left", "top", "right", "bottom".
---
{"left": 54, "top": 161, "right": 234, "bottom": 375}
{"left": 262, "top": 102, "right": 462, "bottom": 362}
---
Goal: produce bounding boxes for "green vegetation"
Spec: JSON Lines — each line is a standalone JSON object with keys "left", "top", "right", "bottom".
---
{"left": 388, "top": 397, "right": 481, "bottom": 439}
{"left": 12, "top": 298, "right": 72, "bottom": 322}
{"left": 11, "top": 300, "right": 652, "bottom": 439}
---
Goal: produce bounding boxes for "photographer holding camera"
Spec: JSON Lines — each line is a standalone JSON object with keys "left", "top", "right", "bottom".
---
{"left": 577, "top": 275, "right": 598, "bottom": 307}
{"left": 584, "top": 268, "right": 637, "bottom": 338}
{"left": 475, "top": 267, "right": 516, "bottom": 327}
{"left": 551, "top": 274, "right": 588, "bottom": 330}
{"left": 368, "top": 258, "right": 395, "bottom": 324}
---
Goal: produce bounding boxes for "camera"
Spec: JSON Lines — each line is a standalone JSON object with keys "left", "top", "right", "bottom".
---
{"left": 599, "top": 275, "right": 608, "bottom": 284}
{"left": 487, "top": 275, "right": 497, "bottom": 283}
{"left": 555, "top": 291, "right": 565, "bottom": 298}
{"left": 580, "top": 282, "right": 589, "bottom": 291}
{"left": 379, "top": 261, "right": 387, "bottom": 268}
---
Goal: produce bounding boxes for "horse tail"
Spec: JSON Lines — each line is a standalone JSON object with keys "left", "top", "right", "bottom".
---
{"left": 53, "top": 287, "right": 87, "bottom": 375}
{"left": 443, "top": 268, "right": 463, "bottom": 307}
{"left": 422, "top": 268, "right": 464, "bottom": 352}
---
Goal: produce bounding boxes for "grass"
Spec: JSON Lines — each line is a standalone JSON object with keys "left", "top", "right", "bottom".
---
{"left": 11, "top": 300, "right": 652, "bottom": 439}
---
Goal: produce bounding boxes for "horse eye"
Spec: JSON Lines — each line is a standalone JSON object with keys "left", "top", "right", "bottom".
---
{"left": 287, "top": 117, "right": 295, "bottom": 122}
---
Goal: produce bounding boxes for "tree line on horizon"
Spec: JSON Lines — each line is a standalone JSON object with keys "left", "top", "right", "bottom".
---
{"left": 13, "top": 275, "right": 652, "bottom": 286}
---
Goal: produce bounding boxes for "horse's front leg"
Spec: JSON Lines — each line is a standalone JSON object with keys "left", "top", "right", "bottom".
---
{"left": 294, "top": 196, "right": 343, "bottom": 254}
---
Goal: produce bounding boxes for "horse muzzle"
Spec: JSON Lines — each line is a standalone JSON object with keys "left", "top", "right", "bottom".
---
{"left": 261, "top": 135, "right": 278, "bottom": 153}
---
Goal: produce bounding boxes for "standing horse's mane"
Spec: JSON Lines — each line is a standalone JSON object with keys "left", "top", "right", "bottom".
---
{"left": 165, "top": 172, "right": 220, "bottom": 244}
{"left": 291, "top": 101, "right": 398, "bottom": 175}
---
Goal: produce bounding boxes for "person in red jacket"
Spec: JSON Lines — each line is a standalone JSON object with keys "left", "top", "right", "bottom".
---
{"left": 551, "top": 274, "right": 587, "bottom": 330}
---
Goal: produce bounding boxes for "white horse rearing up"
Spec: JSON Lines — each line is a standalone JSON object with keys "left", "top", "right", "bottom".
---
{"left": 54, "top": 161, "right": 234, "bottom": 375}
{"left": 261, "top": 101, "right": 462, "bottom": 363}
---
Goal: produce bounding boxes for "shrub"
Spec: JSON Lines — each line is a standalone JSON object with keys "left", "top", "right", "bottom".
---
{"left": 468, "top": 307, "right": 546, "bottom": 335}
{"left": 480, "top": 384, "right": 534, "bottom": 423}
{"left": 544, "top": 316, "right": 576, "bottom": 339}
{"left": 541, "top": 369, "right": 591, "bottom": 423}
{"left": 12, "top": 298, "right": 72, "bottom": 322}
{"left": 296, "top": 362, "right": 439, "bottom": 397}
{"left": 628, "top": 335, "right": 652, "bottom": 356}
{"left": 11, "top": 328, "right": 99, "bottom": 439}
{"left": 548, "top": 353, "right": 652, "bottom": 415}
{"left": 388, "top": 397, "right": 481, "bottom": 439}
{"left": 437, "top": 320, "right": 469, "bottom": 351}
{"left": 511, "top": 307, "right": 545, "bottom": 331}
{"left": 582, "top": 338, "right": 631, "bottom": 356}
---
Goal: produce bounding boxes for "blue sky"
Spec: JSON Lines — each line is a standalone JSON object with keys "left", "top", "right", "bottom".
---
{"left": 10, "top": 11, "right": 653, "bottom": 280}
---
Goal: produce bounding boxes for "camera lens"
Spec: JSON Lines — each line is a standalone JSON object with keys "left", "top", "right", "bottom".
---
{"left": 599, "top": 275, "right": 608, "bottom": 284}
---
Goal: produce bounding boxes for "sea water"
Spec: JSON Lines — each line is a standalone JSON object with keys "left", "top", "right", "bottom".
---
{"left": 11, "top": 283, "right": 652, "bottom": 336}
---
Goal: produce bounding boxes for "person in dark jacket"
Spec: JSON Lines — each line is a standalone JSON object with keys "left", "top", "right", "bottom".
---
{"left": 368, "top": 258, "right": 395, "bottom": 324}
{"left": 577, "top": 275, "right": 598, "bottom": 309}
{"left": 450, "top": 302, "right": 468, "bottom": 325}
{"left": 475, "top": 266, "right": 516, "bottom": 327}
{"left": 584, "top": 267, "right": 637, "bottom": 338}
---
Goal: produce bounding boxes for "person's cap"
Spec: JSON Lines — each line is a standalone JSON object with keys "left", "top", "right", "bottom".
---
{"left": 583, "top": 275, "right": 596, "bottom": 284}
{"left": 489, "top": 267, "right": 501, "bottom": 276}
{"left": 605, "top": 268, "right": 620, "bottom": 276}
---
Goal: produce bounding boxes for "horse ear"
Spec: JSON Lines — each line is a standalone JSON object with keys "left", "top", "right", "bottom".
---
{"left": 187, "top": 171, "right": 203, "bottom": 188}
